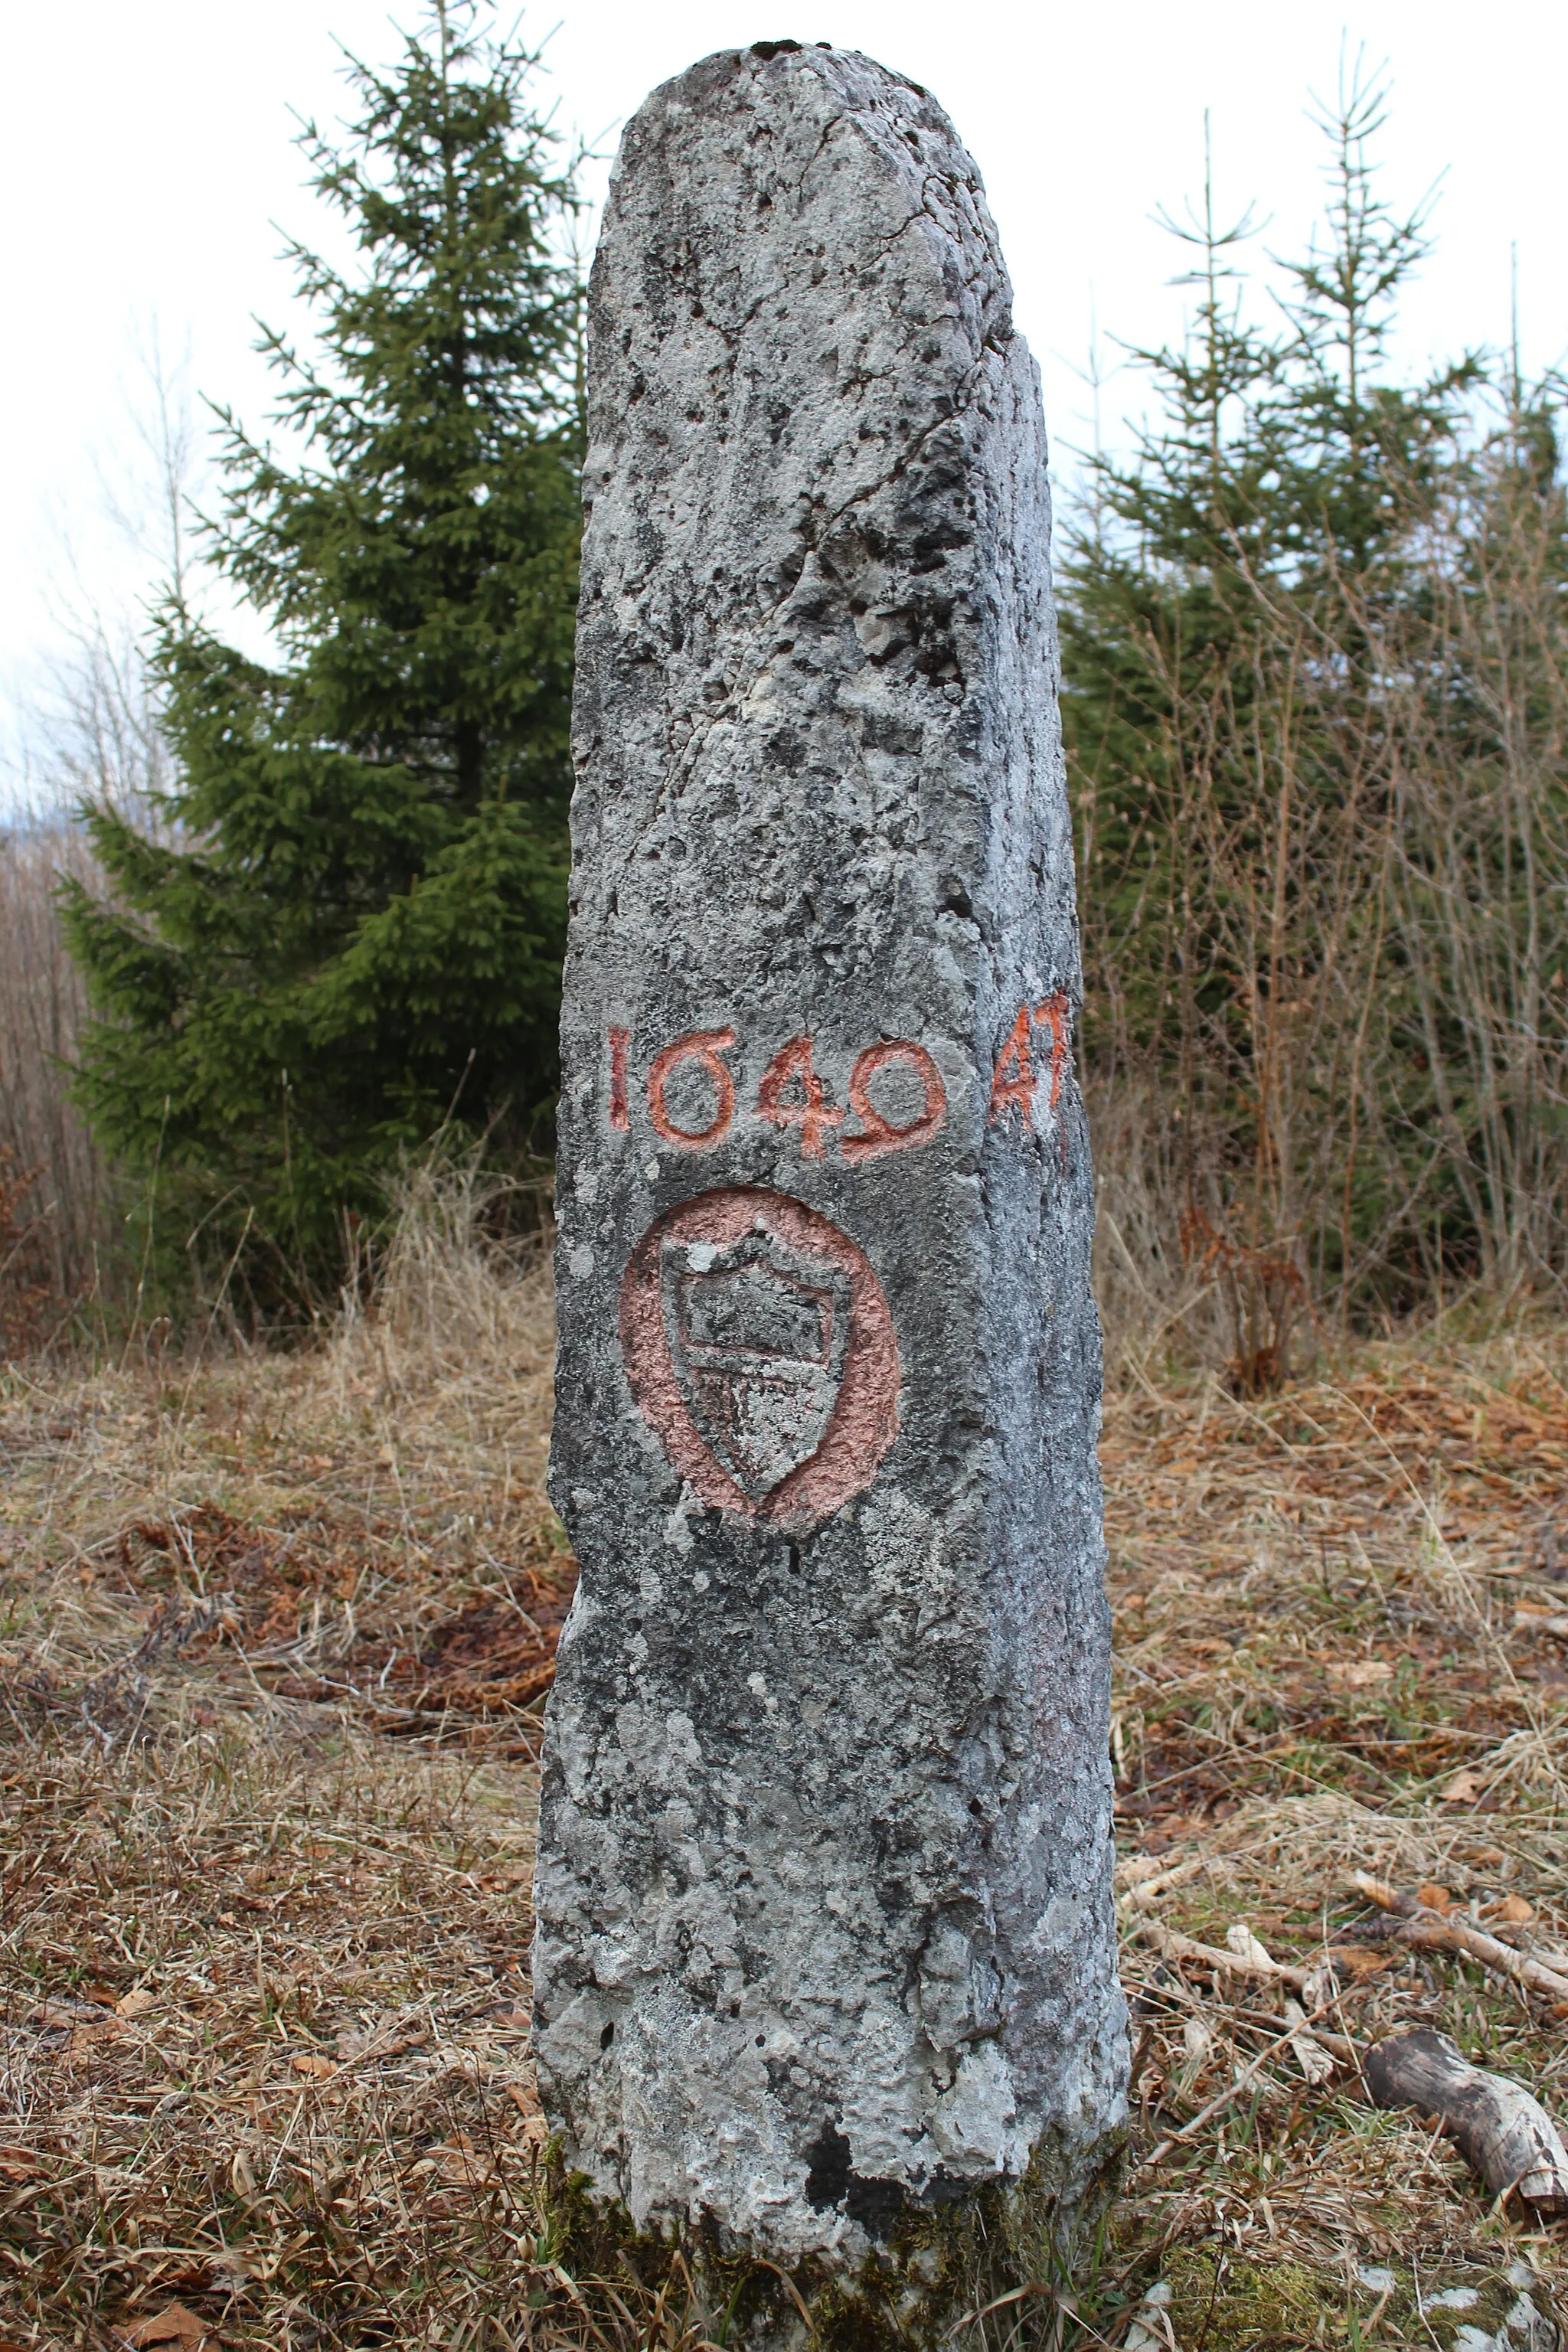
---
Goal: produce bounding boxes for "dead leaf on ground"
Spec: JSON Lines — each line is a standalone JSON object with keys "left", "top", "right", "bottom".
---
{"left": 1182, "top": 2017, "right": 1214, "bottom": 2066}
{"left": 206, "top": 2249, "right": 256, "bottom": 2288}
{"left": 1226, "top": 1922, "right": 1282, "bottom": 1972}
{"left": 1418, "top": 1882, "right": 1455, "bottom": 1913}
{"left": 1328, "top": 1945, "right": 1393, "bottom": 1979}
{"left": 0, "top": 2148, "right": 36, "bottom": 2181}
{"left": 290, "top": 2051, "right": 335, "bottom": 2080}
{"left": 1330, "top": 1658, "right": 1394, "bottom": 1687}
{"left": 507, "top": 2080, "right": 549, "bottom": 2141}
{"left": 118, "top": 2305, "right": 217, "bottom": 2350}
{"left": 30, "top": 1999, "right": 94, "bottom": 2028}
{"left": 116, "top": 1985, "right": 155, "bottom": 2017}
{"left": 1282, "top": 1998, "right": 1336, "bottom": 2085}
{"left": 335, "top": 2018, "right": 428, "bottom": 2061}
{"left": 1486, "top": 1893, "right": 1536, "bottom": 1925}
{"left": 1116, "top": 1854, "right": 1162, "bottom": 1890}
{"left": 1442, "top": 1769, "right": 1482, "bottom": 1804}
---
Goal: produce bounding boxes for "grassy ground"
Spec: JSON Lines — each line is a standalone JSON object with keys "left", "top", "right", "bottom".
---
{"left": 2, "top": 1228, "right": 1566, "bottom": 2347}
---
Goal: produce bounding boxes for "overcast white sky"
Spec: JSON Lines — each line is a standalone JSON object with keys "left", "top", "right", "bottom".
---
{"left": 4, "top": 0, "right": 1563, "bottom": 791}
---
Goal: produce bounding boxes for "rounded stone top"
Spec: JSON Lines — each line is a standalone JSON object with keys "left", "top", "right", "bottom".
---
{"left": 595, "top": 36, "right": 1014, "bottom": 377}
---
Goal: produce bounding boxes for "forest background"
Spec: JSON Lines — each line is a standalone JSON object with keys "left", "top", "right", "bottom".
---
{"left": 1, "top": 1, "right": 1565, "bottom": 1383}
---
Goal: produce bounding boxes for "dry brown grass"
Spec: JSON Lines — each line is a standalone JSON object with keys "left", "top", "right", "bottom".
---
{"left": 2, "top": 1207, "right": 1567, "bottom": 2346}
{"left": 1101, "top": 1322, "right": 1568, "bottom": 2344}
{"left": 0, "top": 1180, "right": 583, "bottom": 2351}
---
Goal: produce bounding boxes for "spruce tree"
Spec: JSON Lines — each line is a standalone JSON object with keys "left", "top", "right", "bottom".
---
{"left": 62, "top": 0, "right": 581, "bottom": 1302}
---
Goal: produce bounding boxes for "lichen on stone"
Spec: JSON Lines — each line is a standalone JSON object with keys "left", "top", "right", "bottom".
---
{"left": 536, "top": 30, "right": 1125, "bottom": 2288}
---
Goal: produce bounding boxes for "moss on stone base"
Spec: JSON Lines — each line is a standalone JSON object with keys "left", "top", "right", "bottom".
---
{"left": 537, "top": 2132, "right": 1127, "bottom": 2352}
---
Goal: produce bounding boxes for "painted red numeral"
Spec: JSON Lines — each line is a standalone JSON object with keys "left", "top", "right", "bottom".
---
{"left": 841, "top": 1040, "right": 947, "bottom": 1163}
{"left": 608, "top": 1027, "right": 630, "bottom": 1132}
{"left": 1036, "top": 992, "right": 1070, "bottom": 1111}
{"left": 647, "top": 1027, "right": 737, "bottom": 1147}
{"left": 988, "top": 995, "right": 1071, "bottom": 1129}
{"left": 987, "top": 1004, "right": 1037, "bottom": 1127}
{"left": 755, "top": 1034, "right": 843, "bottom": 1161}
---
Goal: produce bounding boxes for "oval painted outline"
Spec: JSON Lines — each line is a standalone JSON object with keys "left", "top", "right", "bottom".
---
{"left": 619, "top": 1185, "right": 900, "bottom": 1528}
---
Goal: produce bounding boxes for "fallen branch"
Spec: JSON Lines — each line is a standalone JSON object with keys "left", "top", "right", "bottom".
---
{"left": 1115, "top": 1854, "right": 1212, "bottom": 1909}
{"left": 1351, "top": 1873, "right": 1568, "bottom": 2004}
{"left": 1225, "top": 1998, "right": 1358, "bottom": 2066}
{"left": 1364, "top": 2028, "right": 1568, "bottom": 2213}
{"left": 1121, "top": 1908, "right": 1312, "bottom": 1991}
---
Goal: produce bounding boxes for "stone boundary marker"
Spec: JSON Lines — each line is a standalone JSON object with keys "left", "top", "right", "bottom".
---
{"left": 536, "top": 35, "right": 1127, "bottom": 2332}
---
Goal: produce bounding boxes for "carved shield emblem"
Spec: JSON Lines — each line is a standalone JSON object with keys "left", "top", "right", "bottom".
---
{"left": 663, "top": 1230, "right": 851, "bottom": 1501}
{"left": 620, "top": 1188, "right": 900, "bottom": 1526}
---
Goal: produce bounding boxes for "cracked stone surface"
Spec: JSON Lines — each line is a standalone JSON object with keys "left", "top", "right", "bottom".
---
{"left": 536, "top": 38, "right": 1127, "bottom": 2272}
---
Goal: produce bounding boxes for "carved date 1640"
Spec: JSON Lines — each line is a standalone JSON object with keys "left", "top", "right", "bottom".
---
{"left": 604, "top": 996, "right": 1070, "bottom": 1165}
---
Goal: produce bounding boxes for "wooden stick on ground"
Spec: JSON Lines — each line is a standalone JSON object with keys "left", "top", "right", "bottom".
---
{"left": 1122, "top": 1908, "right": 1313, "bottom": 1992}
{"left": 1115, "top": 1854, "right": 1211, "bottom": 1909}
{"left": 1351, "top": 1873, "right": 1568, "bottom": 2004}
{"left": 1364, "top": 2027, "right": 1568, "bottom": 2212}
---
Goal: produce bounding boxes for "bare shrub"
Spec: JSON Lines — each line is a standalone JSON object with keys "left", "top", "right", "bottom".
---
{"left": 0, "top": 811, "right": 106, "bottom": 1322}
{"left": 1077, "top": 385, "right": 1568, "bottom": 1376}
{"left": 1370, "top": 415, "right": 1568, "bottom": 1299}
{"left": 1090, "top": 1078, "right": 1230, "bottom": 1383}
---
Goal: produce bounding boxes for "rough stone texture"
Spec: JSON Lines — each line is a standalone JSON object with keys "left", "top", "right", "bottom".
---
{"left": 536, "top": 38, "right": 1126, "bottom": 2280}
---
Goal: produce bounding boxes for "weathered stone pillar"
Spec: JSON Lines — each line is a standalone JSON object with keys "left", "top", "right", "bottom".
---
{"left": 536, "top": 35, "right": 1125, "bottom": 2324}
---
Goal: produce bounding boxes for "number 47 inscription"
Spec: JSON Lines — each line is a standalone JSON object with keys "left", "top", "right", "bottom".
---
{"left": 605, "top": 996, "right": 1070, "bottom": 1165}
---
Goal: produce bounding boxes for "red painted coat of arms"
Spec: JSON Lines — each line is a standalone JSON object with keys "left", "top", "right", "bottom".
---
{"left": 619, "top": 1187, "right": 900, "bottom": 1526}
